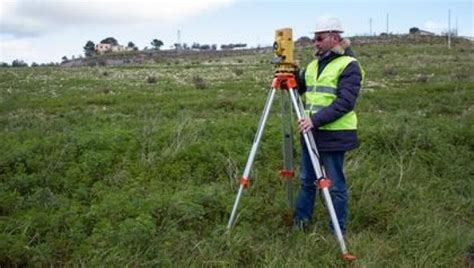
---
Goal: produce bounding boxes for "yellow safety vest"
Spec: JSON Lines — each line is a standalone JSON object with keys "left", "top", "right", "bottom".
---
{"left": 304, "top": 56, "right": 364, "bottom": 130}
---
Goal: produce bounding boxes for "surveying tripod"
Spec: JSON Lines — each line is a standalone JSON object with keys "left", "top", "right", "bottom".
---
{"left": 226, "top": 28, "right": 355, "bottom": 261}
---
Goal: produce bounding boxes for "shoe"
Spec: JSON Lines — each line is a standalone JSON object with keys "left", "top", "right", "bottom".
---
{"left": 293, "top": 218, "right": 311, "bottom": 232}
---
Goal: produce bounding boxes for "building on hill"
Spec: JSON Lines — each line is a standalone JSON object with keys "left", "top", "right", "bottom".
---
{"left": 409, "top": 27, "right": 435, "bottom": 36}
{"left": 418, "top": 30, "right": 435, "bottom": 36}
{"left": 95, "top": 43, "right": 133, "bottom": 54}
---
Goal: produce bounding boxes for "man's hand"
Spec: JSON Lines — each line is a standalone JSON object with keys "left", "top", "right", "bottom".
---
{"left": 298, "top": 117, "right": 314, "bottom": 133}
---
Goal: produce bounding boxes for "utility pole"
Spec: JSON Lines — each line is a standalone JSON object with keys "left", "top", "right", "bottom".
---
{"left": 386, "top": 13, "right": 389, "bottom": 35}
{"left": 448, "top": 9, "right": 451, "bottom": 49}
{"left": 177, "top": 29, "right": 182, "bottom": 54}
{"left": 178, "top": 30, "right": 181, "bottom": 48}
{"left": 369, "top": 17, "right": 373, "bottom": 36}
{"left": 456, "top": 17, "right": 458, "bottom": 36}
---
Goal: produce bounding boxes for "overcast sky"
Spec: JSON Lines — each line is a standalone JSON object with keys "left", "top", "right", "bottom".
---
{"left": 1, "top": 0, "right": 472, "bottom": 64}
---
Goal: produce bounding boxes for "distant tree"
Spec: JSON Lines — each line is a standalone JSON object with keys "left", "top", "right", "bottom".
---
{"left": 200, "top": 44, "right": 210, "bottom": 50}
{"left": 84, "top": 40, "right": 96, "bottom": 57}
{"left": 296, "top": 36, "right": 313, "bottom": 47}
{"left": 191, "top": 43, "right": 200, "bottom": 50}
{"left": 174, "top": 43, "right": 182, "bottom": 50}
{"left": 297, "top": 36, "right": 312, "bottom": 42}
{"left": 12, "top": 59, "right": 28, "bottom": 67}
{"left": 101, "top": 37, "right": 119, "bottom": 46}
{"left": 31, "top": 62, "right": 39, "bottom": 67}
{"left": 183, "top": 43, "right": 189, "bottom": 50}
{"left": 211, "top": 44, "right": 217, "bottom": 50}
{"left": 62, "top": 56, "right": 68, "bottom": 62}
{"left": 0, "top": 62, "right": 9, "bottom": 67}
{"left": 409, "top": 27, "right": 420, "bottom": 34}
{"left": 151, "top": 39, "right": 164, "bottom": 50}
{"left": 126, "top": 41, "right": 138, "bottom": 51}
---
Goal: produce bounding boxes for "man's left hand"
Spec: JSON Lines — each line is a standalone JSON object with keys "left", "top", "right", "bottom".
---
{"left": 298, "top": 117, "right": 314, "bottom": 133}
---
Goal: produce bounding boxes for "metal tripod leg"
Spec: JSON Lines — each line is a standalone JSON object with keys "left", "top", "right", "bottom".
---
{"left": 288, "top": 88, "right": 354, "bottom": 260}
{"left": 295, "top": 95, "right": 327, "bottom": 178}
{"left": 280, "top": 91, "right": 294, "bottom": 210}
{"left": 227, "top": 88, "right": 277, "bottom": 230}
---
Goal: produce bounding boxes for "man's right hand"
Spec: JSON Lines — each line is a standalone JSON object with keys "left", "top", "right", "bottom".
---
{"left": 298, "top": 117, "right": 313, "bottom": 133}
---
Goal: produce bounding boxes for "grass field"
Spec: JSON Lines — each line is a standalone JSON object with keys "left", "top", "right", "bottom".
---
{"left": 1, "top": 41, "right": 473, "bottom": 267}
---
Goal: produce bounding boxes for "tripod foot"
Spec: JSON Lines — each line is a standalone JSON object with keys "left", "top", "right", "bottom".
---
{"left": 342, "top": 253, "right": 356, "bottom": 262}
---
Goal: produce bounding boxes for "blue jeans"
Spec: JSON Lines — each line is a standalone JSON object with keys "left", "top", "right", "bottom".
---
{"left": 294, "top": 145, "right": 348, "bottom": 233}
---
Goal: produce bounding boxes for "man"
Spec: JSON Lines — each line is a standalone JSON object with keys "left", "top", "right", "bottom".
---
{"left": 294, "top": 18, "right": 364, "bottom": 233}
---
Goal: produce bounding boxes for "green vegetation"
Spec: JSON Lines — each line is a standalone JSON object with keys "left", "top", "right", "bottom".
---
{"left": 1, "top": 41, "right": 473, "bottom": 266}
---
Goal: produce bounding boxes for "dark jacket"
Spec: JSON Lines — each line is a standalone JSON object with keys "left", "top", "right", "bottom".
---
{"left": 297, "top": 48, "right": 362, "bottom": 152}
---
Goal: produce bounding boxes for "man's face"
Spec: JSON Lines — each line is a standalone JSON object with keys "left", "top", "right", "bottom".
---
{"left": 313, "top": 32, "right": 339, "bottom": 56}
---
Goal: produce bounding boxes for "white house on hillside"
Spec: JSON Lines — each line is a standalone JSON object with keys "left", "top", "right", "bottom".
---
{"left": 95, "top": 43, "right": 133, "bottom": 54}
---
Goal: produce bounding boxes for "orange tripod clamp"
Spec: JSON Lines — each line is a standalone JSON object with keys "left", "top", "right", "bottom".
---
{"left": 271, "top": 73, "right": 297, "bottom": 90}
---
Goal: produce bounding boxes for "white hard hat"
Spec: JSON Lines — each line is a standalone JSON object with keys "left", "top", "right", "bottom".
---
{"left": 314, "top": 18, "right": 344, "bottom": 33}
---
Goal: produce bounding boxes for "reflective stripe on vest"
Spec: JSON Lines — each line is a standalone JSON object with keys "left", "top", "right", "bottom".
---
{"left": 304, "top": 104, "right": 325, "bottom": 116}
{"left": 306, "top": 86, "right": 337, "bottom": 94}
{"left": 304, "top": 56, "right": 364, "bottom": 131}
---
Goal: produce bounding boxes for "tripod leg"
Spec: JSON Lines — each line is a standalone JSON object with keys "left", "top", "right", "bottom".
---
{"left": 227, "top": 88, "right": 277, "bottom": 230}
{"left": 287, "top": 88, "right": 354, "bottom": 260}
{"left": 295, "top": 92, "right": 326, "bottom": 178}
{"left": 280, "top": 90, "right": 294, "bottom": 211}
{"left": 287, "top": 89, "right": 324, "bottom": 178}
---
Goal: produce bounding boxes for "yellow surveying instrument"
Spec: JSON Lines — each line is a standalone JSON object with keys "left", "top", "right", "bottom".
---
{"left": 272, "top": 28, "right": 296, "bottom": 73}
{"left": 227, "top": 28, "right": 356, "bottom": 262}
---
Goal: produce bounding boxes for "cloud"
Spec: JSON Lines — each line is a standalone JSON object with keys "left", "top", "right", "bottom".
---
{"left": 1, "top": 0, "right": 234, "bottom": 38}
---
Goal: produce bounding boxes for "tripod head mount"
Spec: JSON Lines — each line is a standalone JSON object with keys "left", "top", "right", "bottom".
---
{"left": 272, "top": 28, "right": 297, "bottom": 74}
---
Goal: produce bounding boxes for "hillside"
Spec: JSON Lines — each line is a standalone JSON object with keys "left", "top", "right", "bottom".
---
{"left": 61, "top": 35, "right": 471, "bottom": 68}
{"left": 1, "top": 40, "right": 473, "bottom": 266}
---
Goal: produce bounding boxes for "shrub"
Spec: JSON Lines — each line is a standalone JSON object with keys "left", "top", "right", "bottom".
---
{"left": 415, "top": 74, "right": 429, "bottom": 83}
{"left": 98, "top": 87, "right": 111, "bottom": 94}
{"left": 147, "top": 76, "right": 157, "bottom": 84}
{"left": 192, "top": 76, "right": 207, "bottom": 89}
{"left": 383, "top": 64, "right": 398, "bottom": 76}
{"left": 232, "top": 68, "right": 244, "bottom": 76}
{"left": 452, "top": 69, "right": 470, "bottom": 81}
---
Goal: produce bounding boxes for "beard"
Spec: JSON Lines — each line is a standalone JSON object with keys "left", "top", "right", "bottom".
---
{"left": 314, "top": 48, "right": 330, "bottom": 58}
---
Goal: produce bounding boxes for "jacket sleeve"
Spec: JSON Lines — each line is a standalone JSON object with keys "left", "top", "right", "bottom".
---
{"left": 311, "top": 61, "right": 362, "bottom": 127}
{"left": 296, "top": 68, "right": 307, "bottom": 95}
